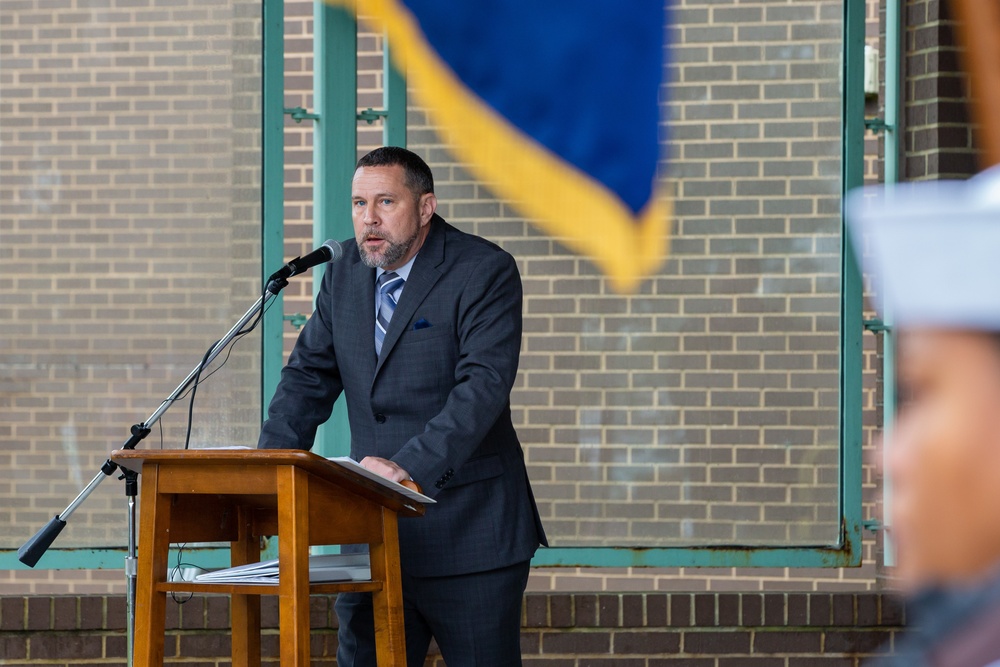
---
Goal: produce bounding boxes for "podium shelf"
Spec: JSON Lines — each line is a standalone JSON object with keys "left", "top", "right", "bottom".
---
{"left": 155, "top": 580, "right": 383, "bottom": 596}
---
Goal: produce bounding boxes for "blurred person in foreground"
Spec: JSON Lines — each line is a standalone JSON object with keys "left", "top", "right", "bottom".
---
{"left": 849, "top": 167, "right": 1000, "bottom": 666}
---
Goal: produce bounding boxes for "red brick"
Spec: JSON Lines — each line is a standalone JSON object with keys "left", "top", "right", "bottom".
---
{"left": 831, "top": 593, "right": 855, "bottom": 626}
{"left": 825, "top": 629, "right": 893, "bottom": 654}
{"left": 178, "top": 632, "right": 233, "bottom": 658}
{"left": 79, "top": 596, "right": 104, "bottom": 630}
{"left": 598, "top": 594, "right": 620, "bottom": 628}
{"left": 206, "top": 595, "right": 231, "bottom": 629}
{"left": 260, "top": 596, "right": 280, "bottom": 629}
{"left": 309, "top": 594, "right": 331, "bottom": 628}
{"left": 30, "top": 634, "right": 103, "bottom": 660}
{"left": 694, "top": 593, "right": 715, "bottom": 626}
{"left": 741, "top": 594, "right": 763, "bottom": 627}
{"left": 763, "top": 594, "right": 785, "bottom": 626}
{"left": 718, "top": 594, "right": 740, "bottom": 627}
{"left": 670, "top": 595, "right": 692, "bottom": 627}
{"left": 787, "top": 594, "right": 809, "bottom": 626}
{"left": 613, "top": 630, "right": 680, "bottom": 654}
{"left": 549, "top": 595, "right": 573, "bottom": 628}
{"left": 683, "top": 630, "right": 751, "bottom": 654}
{"left": 646, "top": 596, "right": 667, "bottom": 627}
{"left": 542, "top": 630, "right": 611, "bottom": 654}
{"left": 106, "top": 596, "right": 127, "bottom": 631}
{"left": 106, "top": 633, "right": 128, "bottom": 659}
{"left": 0, "top": 634, "right": 27, "bottom": 660}
{"left": 520, "top": 630, "right": 541, "bottom": 655}
{"left": 177, "top": 596, "right": 203, "bottom": 629}
{"left": 525, "top": 595, "right": 548, "bottom": 628}
{"left": 26, "top": 596, "right": 51, "bottom": 631}
{"left": 754, "top": 630, "right": 822, "bottom": 654}
{"left": 808, "top": 593, "right": 831, "bottom": 626}
{"left": 1, "top": 597, "right": 25, "bottom": 631}
{"left": 621, "top": 595, "right": 644, "bottom": 628}
{"left": 575, "top": 595, "right": 597, "bottom": 627}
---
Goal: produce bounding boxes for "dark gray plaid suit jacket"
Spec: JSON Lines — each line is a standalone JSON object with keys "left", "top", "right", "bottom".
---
{"left": 258, "top": 215, "right": 547, "bottom": 577}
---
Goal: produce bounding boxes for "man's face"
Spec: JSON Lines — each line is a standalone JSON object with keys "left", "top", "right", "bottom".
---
{"left": 889, "top": 330, "right": 1000, "bottom": 589}
{"left": 352, "top": 164, "right": 436, "bottom": 270}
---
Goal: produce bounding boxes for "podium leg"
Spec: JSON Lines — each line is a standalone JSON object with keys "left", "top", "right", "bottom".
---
{"left": 370, "top": 509, "right": 406, "bottom": 667}
{"left": 132, "top": 466, "right": 172, "bottom": 667}
{"left": 231, "top": 507, "right": 261, "bottom": 667}
{"left": 277, "top": 465, "right": 311, "bottom": 667}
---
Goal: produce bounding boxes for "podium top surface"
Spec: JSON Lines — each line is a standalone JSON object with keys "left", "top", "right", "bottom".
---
{"left": 111, "top": 448, "right": 427, "bottom": 517}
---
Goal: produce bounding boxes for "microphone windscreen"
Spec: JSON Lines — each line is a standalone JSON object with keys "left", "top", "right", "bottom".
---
{"left": 323, "top": 239, "right": 344, "bottom": 262}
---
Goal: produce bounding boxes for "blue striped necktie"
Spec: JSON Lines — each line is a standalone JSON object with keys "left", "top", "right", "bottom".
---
{"left": 375, "top": 271, "right": 404, "bottom": 355}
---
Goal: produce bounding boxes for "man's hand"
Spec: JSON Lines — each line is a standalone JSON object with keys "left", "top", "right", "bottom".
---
{"left": 359, "top": 456, "right": 411, "bottom": 484}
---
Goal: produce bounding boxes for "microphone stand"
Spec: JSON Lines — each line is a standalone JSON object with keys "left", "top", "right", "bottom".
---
{"left": 17, "top": 275, "right": 291, "bottom": 667}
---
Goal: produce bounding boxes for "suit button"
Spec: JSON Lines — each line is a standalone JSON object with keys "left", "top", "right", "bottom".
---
{"left": 374, "top": 413, "right": 386, "bottom": 423}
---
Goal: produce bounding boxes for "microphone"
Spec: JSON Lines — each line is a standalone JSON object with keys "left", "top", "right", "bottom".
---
{"left": 268, "top": 239, "right": 344, "bottom": 283}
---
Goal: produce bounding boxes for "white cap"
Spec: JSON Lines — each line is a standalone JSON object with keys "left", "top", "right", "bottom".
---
{"left": 846, "top": 166, "right": 1000, "bottom": 331}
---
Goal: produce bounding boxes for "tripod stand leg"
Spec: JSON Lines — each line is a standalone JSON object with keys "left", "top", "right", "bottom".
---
{"left": 125, "top": 469, "right": 139, "bottom": 667}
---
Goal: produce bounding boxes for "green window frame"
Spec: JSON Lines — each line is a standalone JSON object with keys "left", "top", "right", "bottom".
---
{"left": 0, "top": 0, "right": 865, "bottom": 573}
{"left": 261, "top": 0, "right": 867, "bottom": 570}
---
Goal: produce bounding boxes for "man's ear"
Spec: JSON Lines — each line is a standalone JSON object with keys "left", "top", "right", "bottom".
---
{"left": 419, "top": 192, "right": 437, "bottom": 226}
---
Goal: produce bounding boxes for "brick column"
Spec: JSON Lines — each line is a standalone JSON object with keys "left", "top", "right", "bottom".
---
{"left": 904, "top": 0, "right": 978, "bottom": 179}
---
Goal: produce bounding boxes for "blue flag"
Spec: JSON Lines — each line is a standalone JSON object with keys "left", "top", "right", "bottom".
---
{"left": 339, "top": 0, "right": 671, "bottom": 291}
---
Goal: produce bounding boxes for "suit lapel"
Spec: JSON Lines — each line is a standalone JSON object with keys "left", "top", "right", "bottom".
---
{"left": 374, "top": 218, "right": 447, "bottom": 377}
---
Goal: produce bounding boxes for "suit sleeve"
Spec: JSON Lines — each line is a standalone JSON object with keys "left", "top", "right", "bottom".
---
{"left": 257, "top": 271, "right": 344, "bottom": 450}
{"left": 390, "top": 249, "right": 522, "bottom": 494}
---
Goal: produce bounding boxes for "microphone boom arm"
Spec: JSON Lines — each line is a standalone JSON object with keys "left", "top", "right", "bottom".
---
{"left": 16, "top": 242, "right": 341, "bottom": 667}
{"left": 17, "top": 281, "right": 284, "bottom": 565}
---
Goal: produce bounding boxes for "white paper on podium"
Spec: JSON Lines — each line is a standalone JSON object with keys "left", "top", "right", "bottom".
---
{"left": 194, "top": 554, "right": 371, "bottom": 585}
{"left": 326, "top": 456, "right": 436, "bottom": 504}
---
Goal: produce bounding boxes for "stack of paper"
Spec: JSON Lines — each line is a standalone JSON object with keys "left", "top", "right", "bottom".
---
{"left": 327, "top": 456, "right": 436, "bottom": 504}
{"left": 194, "top": 554, "right": 371, "bottom": 585}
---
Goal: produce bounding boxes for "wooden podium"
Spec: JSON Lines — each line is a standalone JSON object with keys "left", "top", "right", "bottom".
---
{"left": 111, "top": 449, "right": 427, "bottom": 667}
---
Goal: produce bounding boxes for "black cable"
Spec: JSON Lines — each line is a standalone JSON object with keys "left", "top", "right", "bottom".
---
{"left": 180, "top": 285, "right": 278, "bottom": 449}
{"left": 183, "top": 343, "right": 216, "bottom": 450}
{"left": 168, "top": 543, "right": 196, "bottom": 604}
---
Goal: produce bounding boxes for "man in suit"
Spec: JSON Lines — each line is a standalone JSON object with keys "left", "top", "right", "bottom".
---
{"left": 258, "top": 146, "right": 546, "bottom": 666}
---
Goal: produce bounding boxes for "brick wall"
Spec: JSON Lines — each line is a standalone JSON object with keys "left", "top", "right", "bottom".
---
{"left": 2, "top": 0, "right": 888, "bottom": 594}
{"left": 0, "top": 592, "right": 905, "bottom": 665}
{"left": 1, "top": 0, "right": 263, "bottom": 557}
{"left": 204, "top": 0, "right": 855, "bottom": 552}
{"left": 903, "top": 0, "right": 977, "bottom": 179}
{"left": 279, "top": 0, "right": 883, "bottom": 590}
{"left": 512, "top": 0, "right": 845, "bottom": 549}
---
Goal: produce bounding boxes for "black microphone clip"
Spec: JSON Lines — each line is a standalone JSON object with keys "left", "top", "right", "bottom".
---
{"left": 267, "top": 239, "right": 344, "bottom": 293}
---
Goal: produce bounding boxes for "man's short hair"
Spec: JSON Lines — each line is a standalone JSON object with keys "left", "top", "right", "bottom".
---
{"left": 356, "top": 146, "right": 434, "bottom": 196}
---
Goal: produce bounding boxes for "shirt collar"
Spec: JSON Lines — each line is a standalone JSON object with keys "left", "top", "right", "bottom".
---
{"left": 376, "top": 252, "right": 418, "bottom": 283}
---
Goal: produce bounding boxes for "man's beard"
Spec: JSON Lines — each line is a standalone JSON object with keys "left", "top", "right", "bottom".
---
{"left": 358, "top": 227, "right": 419, "bottom": 268}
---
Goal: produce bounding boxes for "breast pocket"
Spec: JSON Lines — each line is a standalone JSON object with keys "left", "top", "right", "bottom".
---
{"left": 398, "top": 320, "right": 453, "bottom": 346}
{"left": 392, "top": 321, "right": 456, "bottom": 393}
